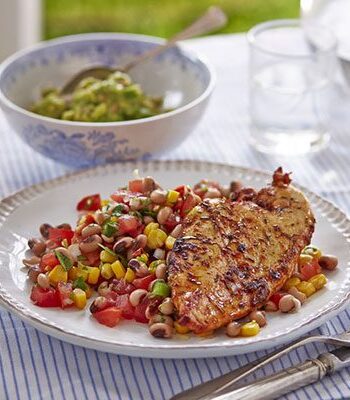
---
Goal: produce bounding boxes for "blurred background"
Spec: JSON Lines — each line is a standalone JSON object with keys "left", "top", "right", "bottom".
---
{"left": 44, "top": 0, "right": 299, "bottom": 39}
{"left": 0, "top": 0, "right": 299, "bottom": 61}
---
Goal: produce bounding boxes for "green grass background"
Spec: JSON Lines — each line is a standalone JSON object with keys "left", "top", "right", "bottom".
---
{"left": 44, "top": 0, "right": 300, "bottom": 39}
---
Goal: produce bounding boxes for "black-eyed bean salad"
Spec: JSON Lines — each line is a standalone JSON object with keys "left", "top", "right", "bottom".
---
{"left": 23, "top": 174, "right": 338, "bottom": 339}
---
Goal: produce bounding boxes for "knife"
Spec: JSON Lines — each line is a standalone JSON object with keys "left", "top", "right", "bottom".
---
{"left": 170, "top": 332, "right": 350, "bottom": 400}
{"left": 205, "top": 346, "right": 350, "bottom": 400}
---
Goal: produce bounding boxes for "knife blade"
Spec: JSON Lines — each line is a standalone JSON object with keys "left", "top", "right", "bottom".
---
{"left": 206, "top": 346, "right": 350, "bottom": 400}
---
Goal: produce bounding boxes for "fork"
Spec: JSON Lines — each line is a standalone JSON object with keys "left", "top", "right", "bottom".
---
{"left": 170, "top": 331, "right": 350, "bottom": 400}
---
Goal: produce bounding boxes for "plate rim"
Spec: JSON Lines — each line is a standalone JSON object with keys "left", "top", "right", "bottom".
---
{"left": 1, "top": 159, "right": 350, "bottom": 357}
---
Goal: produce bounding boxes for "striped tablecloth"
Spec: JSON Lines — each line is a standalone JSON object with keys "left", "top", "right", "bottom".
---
{"left": 1, "top": 33, "right": 350, "bottom": 400}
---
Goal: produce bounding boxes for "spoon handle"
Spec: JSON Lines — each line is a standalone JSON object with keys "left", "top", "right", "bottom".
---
{"left": 122, "top": 6, "right": 227, "bottom": 72}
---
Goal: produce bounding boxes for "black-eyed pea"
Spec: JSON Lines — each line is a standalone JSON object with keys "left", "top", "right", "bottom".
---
{"left": 79, "top": 234, "right": 102, "bottom": 253}
{"left": 133, "top": 234, "right": 147, "bottom": 251}
{"left": 155, "top": 263, "right": 167, "bottom": 279}
{"left": 150, "top": 189, "right": 167, "bottom": 205}
{"left": 279, "top": 294, "right": 301, "bottom": 313}
{"left": 248, "top": 310, "right": 267, "bottom": 327}
{"left": 170, "top": 224, "right": 182, "bottom": 239}
{"left": 68, "top": 244, "right": 81, "bottom": 261}
{"left": 23, "top": 256, "right": 41, "bottom": 268}
{"left": 39, "top": 223, "right": 52, "bottom": 239}
{"left": 143, "top": 177, "right": 156, "bottom": 193}
{"left": 149, "top": 314, "right": 174, "bottom": 327}
{"left": 81, "top": 224, "right": 102, "bottom": 238}
{"left": 157, "top": 207, "right": 173, "bottom": 225}
{"left": 149, "top": 322, "right": 173, "bottom": 338}
{"left": 129, "top": 289, "right": 148, "bottom": 307}
{"left": 158, "top": 298, "right": 174, "bottom": 315}
{"left": 288, "top": 286, "right": 307, "bottom": 304}
{"left": 31, "top": 240, "right": 46, "bottom": 257}
{"left": 37, "top": 273, "right": 50, "bottom": 289}
{"left": 101, "top": 234, "right": 114, "bottom": 243}
{"left": 113, "top": 237, "right": 134, "bottom": 253}
{"left": 318, "top": 255, "right": 338, "bottom": 271}
{"left": 226, "top": 321, "right": 241, "bottom": 337}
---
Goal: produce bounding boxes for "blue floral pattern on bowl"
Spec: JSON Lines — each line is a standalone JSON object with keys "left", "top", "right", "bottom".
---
{"left": 23, "top": 124, "right": 151, "bottom": 168}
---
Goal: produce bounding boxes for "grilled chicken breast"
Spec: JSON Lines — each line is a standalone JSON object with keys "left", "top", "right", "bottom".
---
{"left": 168, "top": 169, "right": 315, "bottom": 333}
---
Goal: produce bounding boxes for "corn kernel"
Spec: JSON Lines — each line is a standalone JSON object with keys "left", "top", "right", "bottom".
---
{"left": 110, "top": 216, "right": 118, "bottom": 223}
{"left": 297, "top": 281, "right": 316, "bottom": 297}
{"left": 68, "top": 266, "right": 89, "bottom": 281}
{"left": 48, "top": 265, "right": 68, "bottom": 286}
{"left": 166, "top": 190, "right": 180, "bottom": 205}
{"left": 100, "top": 249, "right": 117, "bottom": 263}
{"left": 144, "top": 222, "right": 159, "bottom": 236}
{"left": 101, "top": 199, "right": 109, "bottom": 207}
{"left": 125, "top": 268, "right": 136, "bottom": 283}
{"left": 283, "top": 276, "right": 301, "bottom": 291}
{"left": 87, "top": 267, "right": 100, "bottom": 285}
{"left": 308, "top": 274, "right": 327, "bottom": 290}
{"left": 72, "top": 288, "right": 87, "bottom": 309}
{"left": 174, "top": 321, "right": 190, "bottom": 334}
{"left": 147, "top": 228, "right": 167, "bottom": 249}
{"left": 111, "top": 260, "right": 126, "bottom": 279}
{"left": 302, "top": 245, "right": 322, "bottom": 260}
{"left": 101, "top": 263, "right": 114, "bottom": 279}
{"left": 240, "top": 321, "right": 260, "bottom": 337}
{"left": 165, "top": 236, "right": 176, "bottom": 250}
{"left": 299, "top": 253, "right": 313, "bottom": 266}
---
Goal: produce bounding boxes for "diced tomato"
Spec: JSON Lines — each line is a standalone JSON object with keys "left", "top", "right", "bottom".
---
{"left": 30, "top": 286, "right": 60, "bottom": 308}
{"left": 111, "top": 279, "right": 135, "bottom": 295}
{"left": 40, "top": 252, "right": 59, "bottom": 271}
{"left": 128, "top": 224, "right": 144, "bottom": 239}
{"left": 76, "top": 194, "right": 101, "bottom": 212}
{"left": 133, "top": 275, "right": 155, "bottom": 290}
{"left": 174, "top": 185, "right": 188, "bottom": 198}
{"left": 180, "top": 193, "right": 198, "bottom": 217}
{"left": 114, "top": 294, "right": 135, "bottom": 320}
{"left": 93, "top": 306, "right": 122, "bottom": 327}
{"left": 111, "top": 190, "right": 130, "bottom": 203}
{"left": 128, "top": 179, "right": 144, "bottom": 194}
{"left": 270, "top": 292, "right": 284, "bottom": 307}
{"left": 84, "top": 214, "right": 95, "bottom": 225}
{"left": 118, "top": 215, "right": 139, "bottom": 235}
{"left": 163, "top": 214, "right": 181, "bottom": 232}
{"left": 173, "top": 199, "right": 184, "bottom": 213}
{"left": 57, "top": 282, "right": 74, "bottom": 309}
{"left": 48, "top": 228, "right": 74, "bottom": 246}
{"left": 134, "top": 297, "right": 150, "bottom": 323}
{"left": 84, "top": 249, "right": 101, "bottom": 267}
{"left": 300, "top": 260, "right": 321, "bottom": 280}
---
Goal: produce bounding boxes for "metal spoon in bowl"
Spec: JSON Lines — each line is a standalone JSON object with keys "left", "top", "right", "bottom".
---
{"left": 61, "top": 6, "right": 227, "bottom": 96}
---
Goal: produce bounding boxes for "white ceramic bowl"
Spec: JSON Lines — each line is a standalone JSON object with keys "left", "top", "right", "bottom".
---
{"left": 0, "top": 33, "right": 215, "bottom": 167}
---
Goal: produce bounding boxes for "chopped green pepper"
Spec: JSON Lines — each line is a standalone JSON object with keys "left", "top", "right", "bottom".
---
{"left": 152, "top": 280, "right": 171, "bottom": 297}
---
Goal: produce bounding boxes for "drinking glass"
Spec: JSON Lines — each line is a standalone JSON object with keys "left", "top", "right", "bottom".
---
{"left": 248, "top": 19, "right": 337, "bottom": 155}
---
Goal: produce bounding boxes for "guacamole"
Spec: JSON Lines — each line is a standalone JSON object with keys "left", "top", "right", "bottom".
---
{"left": 31, "top": 71, "right": 164, "bottom": 122}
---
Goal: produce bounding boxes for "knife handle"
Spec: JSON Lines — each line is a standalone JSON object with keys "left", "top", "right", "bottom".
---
{"left": 208, "top": 358, "right": 329, "bottom": 400}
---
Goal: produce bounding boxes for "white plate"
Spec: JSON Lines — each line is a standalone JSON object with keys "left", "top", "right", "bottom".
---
{"left": 0, "top": 160, "right": 350, "bottom": 359}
